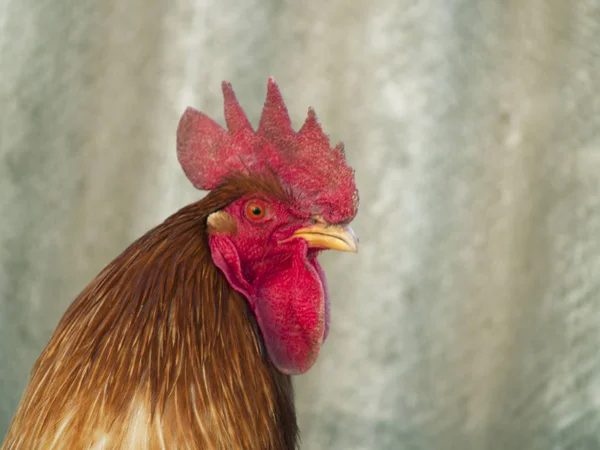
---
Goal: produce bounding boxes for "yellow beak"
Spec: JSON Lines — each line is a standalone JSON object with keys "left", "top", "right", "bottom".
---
{"left": 287, "top": 223, "right": 358, "bottom": 253}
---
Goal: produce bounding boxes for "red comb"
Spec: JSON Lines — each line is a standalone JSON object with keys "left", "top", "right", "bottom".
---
{"left": 177, "top": 77, "right": 358, "bottom": 224}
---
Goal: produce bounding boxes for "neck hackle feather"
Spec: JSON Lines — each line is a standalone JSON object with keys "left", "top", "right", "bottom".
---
{"left": 2, "top": 178, "right": 298, "bottom": 449}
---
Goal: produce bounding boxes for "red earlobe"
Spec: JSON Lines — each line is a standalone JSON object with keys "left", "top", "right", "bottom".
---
{"left": 208, "top": 234, "right": 254, "bottom": 307}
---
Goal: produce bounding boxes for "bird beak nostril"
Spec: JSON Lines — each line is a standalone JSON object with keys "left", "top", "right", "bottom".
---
{"left": 310, "top": 215, "right": 327, "bottom": 226}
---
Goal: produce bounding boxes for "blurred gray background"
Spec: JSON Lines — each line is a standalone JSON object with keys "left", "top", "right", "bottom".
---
{"left": 1, "top": 0, "right": 600, "bottom": 448}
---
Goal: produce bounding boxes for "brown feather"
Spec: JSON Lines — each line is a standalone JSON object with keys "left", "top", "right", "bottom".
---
{"left": 2, "top": 173, "right": 298, "bottom": 450}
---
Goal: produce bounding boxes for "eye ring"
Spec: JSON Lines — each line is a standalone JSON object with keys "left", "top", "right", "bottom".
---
{"left": 246, "top": 200, "right": 267, "bottom": 220}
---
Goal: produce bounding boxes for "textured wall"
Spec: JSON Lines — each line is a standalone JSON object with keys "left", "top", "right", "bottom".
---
{"left": 2, "top": 0, "right": 600, "bottom": 448}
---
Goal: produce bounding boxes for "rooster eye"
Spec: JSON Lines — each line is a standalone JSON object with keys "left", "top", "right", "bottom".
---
{"left": 246, "top": 201, "right": 266, "bottom": 220}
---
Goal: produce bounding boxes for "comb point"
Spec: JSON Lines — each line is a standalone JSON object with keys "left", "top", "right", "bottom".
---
{"left": 258, "top": 77, "right": 293, "bottom": 138}
{"left": 222, "top": 80, "right": 253, "bottom": 134}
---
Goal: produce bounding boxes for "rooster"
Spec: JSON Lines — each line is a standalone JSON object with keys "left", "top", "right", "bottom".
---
{"left": 1, "top": 78, "right": 358, "bottom": 450}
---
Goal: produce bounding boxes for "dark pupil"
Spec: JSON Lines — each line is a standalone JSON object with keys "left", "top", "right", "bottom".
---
{"left": 251, "top": 206, "right": 262, "bottom": 216}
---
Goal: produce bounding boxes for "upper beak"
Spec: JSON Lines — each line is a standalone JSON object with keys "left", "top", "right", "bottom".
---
{"left": 285, "top": 223, "right": 358, "bottom": 253}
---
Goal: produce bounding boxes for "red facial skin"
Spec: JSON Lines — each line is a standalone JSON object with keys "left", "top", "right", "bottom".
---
{"left": 208, "top": 195, "right": 330, "bottom": 375}
{"left": 178, "top": 79, "right": 358, "bottom": 375}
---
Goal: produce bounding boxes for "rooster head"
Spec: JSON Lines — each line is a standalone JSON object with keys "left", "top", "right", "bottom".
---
{"left": 176, "top": 78, "right": 359, "bottom": 375}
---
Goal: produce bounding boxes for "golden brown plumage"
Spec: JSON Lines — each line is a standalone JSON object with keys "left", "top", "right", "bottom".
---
{"left": 2, "top": 176, "right": 297, "bottom": 449}
{"left": 3, "top": 79, "right": 359, "bottom": 449}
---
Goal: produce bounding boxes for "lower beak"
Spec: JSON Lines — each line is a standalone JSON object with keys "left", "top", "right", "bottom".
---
{"left": 286, "top": 224, "right": 358, "bottom": 253}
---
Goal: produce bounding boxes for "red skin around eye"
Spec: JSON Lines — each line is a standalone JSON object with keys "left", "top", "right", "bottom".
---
{"left": 207, "top": 198, "right": 330, "bottom": 375}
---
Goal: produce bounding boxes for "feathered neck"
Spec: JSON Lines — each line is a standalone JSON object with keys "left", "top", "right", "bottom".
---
{"left": 2, "top": 185, "right": 298, "bottom": 450}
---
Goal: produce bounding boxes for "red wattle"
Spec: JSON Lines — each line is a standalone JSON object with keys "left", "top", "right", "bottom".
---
{"left": 209, "top": 235, "right": 329, "bottom": 375}
{"left": 252, "top": 247, "right": 326, "bottom": 375}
